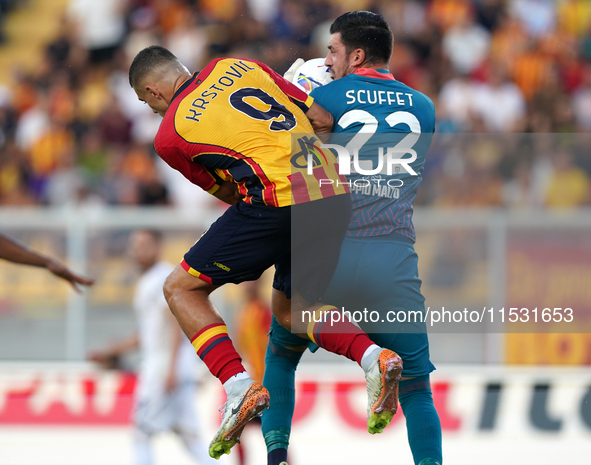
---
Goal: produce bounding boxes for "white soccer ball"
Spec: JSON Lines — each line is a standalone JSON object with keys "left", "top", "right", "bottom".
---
{"left": 294, "top": 58, "right": 332, "bottom": 93}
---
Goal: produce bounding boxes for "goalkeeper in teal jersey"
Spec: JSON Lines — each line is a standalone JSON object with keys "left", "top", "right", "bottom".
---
{"left": 261, "top": 11, "right": 442, "bottom": 465}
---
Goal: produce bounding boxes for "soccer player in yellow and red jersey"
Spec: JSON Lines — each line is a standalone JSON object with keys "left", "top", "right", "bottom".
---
{"left": 129, "top": 46, "right": 402, "bottom": 459}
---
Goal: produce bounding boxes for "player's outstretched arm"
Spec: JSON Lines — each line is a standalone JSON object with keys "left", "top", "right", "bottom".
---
{"left": 0, "top": 233, "right": 95, "bottom": 291}
{"left": 88, "top": 333, "right": 139, "bottom": 370}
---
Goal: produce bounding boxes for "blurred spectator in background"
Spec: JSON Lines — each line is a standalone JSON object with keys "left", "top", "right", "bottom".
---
{"left": 165, "top": 12, "right": 208, "bottom": 72}
{"left": 572, "top": 65, "right": 591, "bottom": 131}
{"left": 428, "top": 0, "right": 474, "bottom": 32}
{"left": 471, "top": 63, "right": 526, "bottom": 132}
{"left": 557, "top": 0, "right": 591, "bottom": 38}
{"left": 235, "top": 279, "right": 272, "bottom": 387}
{"left": 510, "top": 0, "right": 556, "bottom": 39}
{"left": 67, "top": 0, "right": 126, "bottom": 65}
{"left": 233, "top": 278, "right": 272, "bottom": 465}
{"left": 442, "top": 12, "right": 490, "bottom": 74}
{"left": 89, "top": 229, "right": 214, "bottom": 465}
{"left": 544, "top": 146, "right": 590, "bottom": 208}
{"left": 511, "top": 39, "right": 554, "bottom": 101}
{"left": 503, "top": 160, "right": 539, "bottom": 208}
{"left": 44, "top": 148, "right": 87, "bottom": 206}
{"left": 438, "top": 72, "right": 475, "bottom": 132}
{"left": 0, "top": 0, "right": 20, "bottom": 44}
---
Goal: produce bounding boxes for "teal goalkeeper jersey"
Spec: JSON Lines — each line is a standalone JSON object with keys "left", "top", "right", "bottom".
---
{"left": 311, "top": 68, "right": 435, "bottom": 240}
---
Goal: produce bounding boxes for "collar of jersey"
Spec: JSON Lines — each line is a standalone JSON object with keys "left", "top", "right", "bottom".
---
{"left": 170, "top": 72, "right": 199, "bottom": 104}
{"left": 353, "top": 68, "right": 395, "bottom": 80}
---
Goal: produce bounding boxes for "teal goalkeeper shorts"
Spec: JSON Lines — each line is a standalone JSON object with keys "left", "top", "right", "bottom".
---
{"left": 269, "top": 232, "right": 435, "bottom": 378}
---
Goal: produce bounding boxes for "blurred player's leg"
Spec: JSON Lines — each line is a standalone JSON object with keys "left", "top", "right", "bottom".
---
{"left": 398, "top": 376, "right": 442, "bottom": 465}
{"left": 174, "top": 383, "right": 217, "bottom": 464}
{"left": 133, "top": 389, "right": 170, "bottom": 465}
{"left": 179, "top": 430, "right": 216, "bottom": 464}
{"left": 133, "top": 429, "right": 154, "bottom": 465}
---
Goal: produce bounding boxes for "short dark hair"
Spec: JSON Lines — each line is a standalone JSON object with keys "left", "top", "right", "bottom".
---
{"left": 330, "top": 11, "right": 393, "bottom": 65}
{"left": 129, "top": 45, "right": 179, "bottom": 88}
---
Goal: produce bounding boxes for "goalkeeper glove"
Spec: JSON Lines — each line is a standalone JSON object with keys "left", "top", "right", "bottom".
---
{"left": 283, "top": 58, "right": 305, "bottom": 83}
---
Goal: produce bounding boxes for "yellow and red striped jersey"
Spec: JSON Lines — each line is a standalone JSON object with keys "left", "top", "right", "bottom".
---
{"left": 154, "top": 57, "right": 348, "bottom": 206}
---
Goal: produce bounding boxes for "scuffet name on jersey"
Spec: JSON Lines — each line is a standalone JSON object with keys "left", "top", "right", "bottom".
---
{"left": 345, "top": 89, "right": 414, "bottom": 106}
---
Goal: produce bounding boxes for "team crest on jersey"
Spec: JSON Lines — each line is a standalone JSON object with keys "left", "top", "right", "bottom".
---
{"left": 290, "top": 135, "right": 329, "bottom": 169}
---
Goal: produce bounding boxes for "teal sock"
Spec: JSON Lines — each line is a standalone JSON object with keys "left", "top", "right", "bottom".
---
{"left": 399, "top": 375, "right": 443, "bottom": 465}
{"left": 262, "top": 318, "right": 307, "bottom": 465}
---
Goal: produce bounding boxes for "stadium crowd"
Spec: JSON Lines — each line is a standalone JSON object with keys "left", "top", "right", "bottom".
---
{"left": 0, "top": 0, "right": 589, "bottom": 209}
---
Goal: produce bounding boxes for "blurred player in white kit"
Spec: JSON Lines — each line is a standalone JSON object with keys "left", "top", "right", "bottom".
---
{"left": 90, "top": 230, "right": 214, "bottom": 465}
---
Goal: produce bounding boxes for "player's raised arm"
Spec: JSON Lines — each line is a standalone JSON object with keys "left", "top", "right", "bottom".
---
{"left": 0, "top": 233, "right": 95, "bottom": 291}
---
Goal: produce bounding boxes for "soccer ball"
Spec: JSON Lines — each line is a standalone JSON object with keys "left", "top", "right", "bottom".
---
{"left": 294, "top": 58, "right": 332, "bottom": 93}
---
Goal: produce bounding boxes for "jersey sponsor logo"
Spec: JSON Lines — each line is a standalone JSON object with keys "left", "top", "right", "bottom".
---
{"left": 290, "top": 135, "right": 328, "bottom": 169}
{"left": 214, "top": 262, "right": 231, "bottom": 272}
